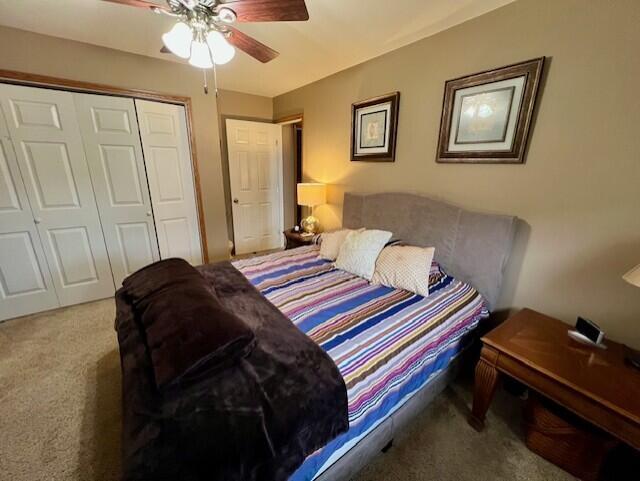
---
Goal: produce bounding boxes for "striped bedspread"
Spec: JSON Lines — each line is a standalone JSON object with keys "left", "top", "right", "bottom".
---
{"left": 232, "top": 245, "right": 488, "bottom": 480}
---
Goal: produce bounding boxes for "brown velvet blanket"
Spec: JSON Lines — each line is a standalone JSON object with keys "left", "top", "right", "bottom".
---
{"left": 115, "top": 261, "right": 349, "bottom": 481}
{"left": 121, "top": 258, "right": 256, "bottom": 390}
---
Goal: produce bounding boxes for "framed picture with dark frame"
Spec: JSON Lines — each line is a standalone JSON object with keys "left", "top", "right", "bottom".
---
{"left": 436, "top": 57, "right": 544, "bottom": 164}
{"left": 351, "top": 92, "right": 400, "bottom": 162}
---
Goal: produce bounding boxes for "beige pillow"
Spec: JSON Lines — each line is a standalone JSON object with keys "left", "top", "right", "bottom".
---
{"left": 335, "top": 229, "right": 393, "bottom": 280}
{"left": 371, "top": 245, "right": 435, "bottom": 297}
{"left": 319, "top": 229, "right": 361, "bottom": 260}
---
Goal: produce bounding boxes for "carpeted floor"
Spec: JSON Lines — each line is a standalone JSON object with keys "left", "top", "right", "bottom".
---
{"left": 0, "top": 299, "right": 573, "bottom": 481}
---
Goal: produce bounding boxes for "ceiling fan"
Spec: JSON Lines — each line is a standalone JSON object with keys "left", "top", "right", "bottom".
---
{"left": 103, "top": 0, "right": 309, "bottom": 68}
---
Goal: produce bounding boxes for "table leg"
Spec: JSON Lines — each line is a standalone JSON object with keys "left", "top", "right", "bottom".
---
{"left": 468, "top": 353, "right": 501, "bottom": 432}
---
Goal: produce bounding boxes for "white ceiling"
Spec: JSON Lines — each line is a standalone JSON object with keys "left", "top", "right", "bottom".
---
{"left": 0, "top": 0, "right": 515, "bottom": 97}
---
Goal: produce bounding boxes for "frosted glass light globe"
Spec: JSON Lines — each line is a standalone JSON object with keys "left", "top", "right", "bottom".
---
{"left": 206, "top": 31, "right": 235, "bottom": 65}
{"left": 162, "top": 22, "right": 192, "bottom": 59}
{"left": 189, "top": 39, "right": 214, "bottom": 69}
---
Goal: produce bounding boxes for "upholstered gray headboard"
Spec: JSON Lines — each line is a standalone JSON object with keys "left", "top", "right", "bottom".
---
{"left": 342, "top": 192, "right": 517, "bottom": 311}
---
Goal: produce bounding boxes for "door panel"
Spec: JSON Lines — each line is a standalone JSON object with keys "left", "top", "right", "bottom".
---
{"left": 226, "top": 119, "right": 283, "bottom": 255}
{"left": 144, "top": 112, "right": 175, "bottom": 135}
{"left": 158, "top": 217, "right": 192, "bottom": 259}
{"left": 21, "top": 141, "right": 80, "bottom": 208}
{"left": 8, "top": 98, "right": 62, "bottom": 131}
{"left": 259, "top": 202, "right": 273, "bottom": 236}
{"left": 116, "top": 222, "right": 155, "bottom": 275}
{"left": 91, "top": 107, "right": 132, "bottom": 134}
{"left": 47, "top": 227, "right": 100, "bottom": 286}
{"left": 75, "top": 93, "right": 159, "bottom": 286}
{"left": 0, "top": 84, "right": 115, "bottom": 306}
{"left": 135, "top": 99, "right": 202, "bottom": 265}
{"left": 0, "top": 232, "right": 48, "bottom": 295}
{"left": 257, "top": 151, "right": 272, "bottom": 190}
{"left": 0, "top": 144, "right": 21, "bottom": 212}
{"left": 149, "top": 147, "right": 184, "bottom": 201}
{"left": 0, "top": 104, "right": 7, "bottom": 136}
{"left": 99, "top": 145, "right": 144, "bottom": 205}
{"left": 0, "top": 133, "right": 59, "bottom": 320}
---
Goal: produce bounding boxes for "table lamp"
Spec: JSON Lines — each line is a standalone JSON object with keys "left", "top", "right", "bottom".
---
{"left": 623, "top": 263, "right": 640, "bottom": 368}
{"left": 297, "top": 183, "right": 326, "bottom": 234}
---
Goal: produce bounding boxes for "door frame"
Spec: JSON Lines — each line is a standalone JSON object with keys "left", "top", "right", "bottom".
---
{"left": 225, "top": 118, "right": 284, "bottom": 254}
{"left": 0, "top": 69, "right": 209, "bottom": 262}
{"left": 275, "top": 114, "right": 303, "bottom": 225}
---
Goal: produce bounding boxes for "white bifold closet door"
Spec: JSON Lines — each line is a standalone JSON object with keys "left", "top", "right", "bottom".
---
{"left": 0, "top": 85, "right": 203, "bottom": 321}
{"left": 0, "top": 108, "right": 59, "bottom": 319}
{"left": 74, "top": 93, "right": 160, "bottom": 286}
{"left": 0, "top": 84, "right": 115, "bottom": 307}
{"left": 135, "top": 100, "right": 202, "bottom": 265}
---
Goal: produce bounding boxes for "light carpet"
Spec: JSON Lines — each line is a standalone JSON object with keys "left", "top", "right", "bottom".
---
{"left": 0, "top": 299, "right": 573, "bottom": 481}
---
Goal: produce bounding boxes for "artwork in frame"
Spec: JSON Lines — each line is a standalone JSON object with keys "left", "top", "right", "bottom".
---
{"left": 436, "top": 57, "right": 545, "bottom": 164}
{"left": 351, "top": 92, "right": 400, "bottom": 162}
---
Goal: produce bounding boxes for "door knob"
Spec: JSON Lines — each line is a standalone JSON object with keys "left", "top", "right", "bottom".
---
{"left": 34, "top": 217, "right": 42, "bottom": 224}
{"left": 146, "top": 211, "right": 152, "bottom": 217}
{"left": 233, "top": 198, "right": 239, "bottom": 204}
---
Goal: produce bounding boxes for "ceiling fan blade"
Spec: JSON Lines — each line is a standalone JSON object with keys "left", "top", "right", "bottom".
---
{"left": 102, "top": 0, "right": 170, "bottom": 11}
{"left": 226, "top": 27, "right": 279, "bottom": 63}
{"left": 220, "top": 0, "right": 309, "bottom": 22}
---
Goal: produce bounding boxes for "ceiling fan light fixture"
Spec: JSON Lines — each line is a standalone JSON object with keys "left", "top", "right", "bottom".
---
{"left": 189, "top": 38, "right": 214, "bottom": 69}
{"left": 217, "top": 7, "right": 237, "bottom": 24}
{"left": 162, "top": 21, "right": 192, "bottom": 59}
{"left": 206, "top": 30, "right": 235, "bottom": 65}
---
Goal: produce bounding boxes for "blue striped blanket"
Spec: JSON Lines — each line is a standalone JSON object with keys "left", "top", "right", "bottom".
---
{"left": 233, "top": 245, "right": 488, "bottom": 480}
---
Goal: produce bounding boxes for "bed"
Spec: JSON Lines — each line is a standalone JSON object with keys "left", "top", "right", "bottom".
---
{"left": 233, "top": 192, "right": 518, "bottom": 481}
{"left": 115, "top": 191, "right": 516, "bottom": 481}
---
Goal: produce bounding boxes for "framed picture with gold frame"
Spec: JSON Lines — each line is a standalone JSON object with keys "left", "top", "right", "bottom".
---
{"left": 351, "top": 92, "right": 400, "bottom": 162}
{"left": 436, "top": 58, "right": 544, "bottom": 164}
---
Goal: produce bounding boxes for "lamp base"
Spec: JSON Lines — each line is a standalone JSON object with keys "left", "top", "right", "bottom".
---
{"left": 301, "top": 215, "right": 319, "bottom": 234}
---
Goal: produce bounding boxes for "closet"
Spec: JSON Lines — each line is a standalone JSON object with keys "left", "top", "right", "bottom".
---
{"left": 0, "top": 83, "right": 203, "bottom": 321}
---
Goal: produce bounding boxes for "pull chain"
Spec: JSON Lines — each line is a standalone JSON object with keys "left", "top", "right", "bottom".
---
{"left": 212, "top": 61, "right": 219, "bottom": 98}
{"left": 202, "top": 65, "right": 219, "bottom": 97}
{"left": 203, "top": 69, "right": 208, "bottom": 95}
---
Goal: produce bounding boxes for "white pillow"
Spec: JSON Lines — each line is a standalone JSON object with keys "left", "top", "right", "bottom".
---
{"left": 320, "top": 229, "right": 361, "bottom": 261}
{"left": 371, "top": 245, "right": 435, "bottom": 297}
{"left": 335, "top": 229, "right": 393, "bottom": 280}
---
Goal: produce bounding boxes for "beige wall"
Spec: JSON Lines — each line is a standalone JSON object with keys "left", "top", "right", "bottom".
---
{"left": 0, "top": 26, "right": 229, "bottom": 261}
{"left": 217, "top": 89, "right": 273, "bottom": 120}
{"left": 274, "top": 0, "right": 640, "bottom": 347}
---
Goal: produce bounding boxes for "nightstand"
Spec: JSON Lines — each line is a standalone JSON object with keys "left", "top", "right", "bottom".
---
{"left": 469, "top": 308, "right": 640, "bottom": 479}
{"left": 283, "top": 229, "right": 315, "bottom": 250}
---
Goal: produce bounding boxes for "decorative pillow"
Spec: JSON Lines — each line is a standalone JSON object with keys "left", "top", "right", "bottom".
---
{"left": 319, "top": 228, "right": 362, "bottom": 260}
{"left": 335, "top": 229, "right": 393, "bottom": 280}
{"left": 371, "top": 245, "right": 435, "bottom": 297}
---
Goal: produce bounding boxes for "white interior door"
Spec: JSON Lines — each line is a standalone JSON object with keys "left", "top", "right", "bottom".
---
{"left": 0, "top": 110, "right": 59, "bottom": 321}
{"left": 226, "top": 119, "right": 283, "bottom": 255}
{"left": 0, "top": 84, "right": 115, "bottom": 306}
{"left": 135, "top": 99, "right": 202, "bottom": 265}
{"left": 75, "top": 93, "right": 160, "bottom": 286}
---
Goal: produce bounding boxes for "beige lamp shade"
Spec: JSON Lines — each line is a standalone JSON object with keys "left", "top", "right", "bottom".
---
{"left": 297, "top": 183, "right": 326, "bottom": 207}
{"left": 623, "top": 263, "right": 640, "bottom": 288}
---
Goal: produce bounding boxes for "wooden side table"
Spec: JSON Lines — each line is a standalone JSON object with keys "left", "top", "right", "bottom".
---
{"left": 283, "top": 229, "right": 315, "bottom": 250}
{"left": 469, "top": 309, "right": 640, "bottom": 452}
